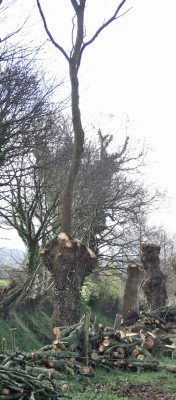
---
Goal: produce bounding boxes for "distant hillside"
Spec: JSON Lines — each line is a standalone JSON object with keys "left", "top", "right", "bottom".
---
{"left": 0, "top": 248, "right": 25, "bottom": 278}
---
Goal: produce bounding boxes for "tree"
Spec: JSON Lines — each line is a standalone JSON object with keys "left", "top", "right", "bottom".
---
{"left": 0, "top": 114, "right": 74, "bottom": 272}
{"left": 0, "top": 37, "right": 68, "bottom": 315}
{"left": 0, "top": 40, "right": 64, "bottom": 187}
{"left": 0, "top": 118, "right": 165, "bottom": 318}
{"left": 35, "top": 0, "right": 129, "bottom": 325}
{"left": 36, "top": 0, "right": 129, "bottom": 235}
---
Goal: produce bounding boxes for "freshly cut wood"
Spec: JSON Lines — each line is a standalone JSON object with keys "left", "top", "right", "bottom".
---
{"left": 105, "top": 344, "right": 121, "bottom": 355}
{"left": 58, "top": 232, "right": 73, "bottom": 248}
{"left": 53, "top": 339, "right": 60, "bottom": 346}
{"left": 137, "top": 354, "right": 145, "bottom": 360}
{"left": 79, "top": 365, "right": 90, "bottom": 375}
{"left": 103, "top": 339, "right": 110, "bottom": 347}
{"left": 87, "top": 246, "right": 96, "bottom": 258}
{"left": 133, "top": 348, "right": 140, "bottom": 357}
{"left": 62, "top": 383, "right": 70, "bottom": 392}
{"left": 91, "top": 352, "right": 99, "bottom": 361}
{"left": 53, "top": 326, "right": 61, "bottom": 336}
{"left": 112, "top": 351, "right": 119, "bottom": 358}
{"left": 118, "top": 346, "right": 126, "bottom": 355}
{"left": 98, "top": 344, "right": 105, "bottom": 353}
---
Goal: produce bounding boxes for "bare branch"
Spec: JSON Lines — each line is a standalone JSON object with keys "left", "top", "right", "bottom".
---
{"left": 1, "top": 25, "right": 24, "bottom": 43}
{"left": 79, "top": 0, "right": 131, "bottom": 62}
{"left": 70, "top": 0, "right": 79, "bottom": 12}
{"left": 36, "top": 0, "right": 69, "bottom": 62}
{"left": 71, "top": 14, "right": 76, "bottom": 57}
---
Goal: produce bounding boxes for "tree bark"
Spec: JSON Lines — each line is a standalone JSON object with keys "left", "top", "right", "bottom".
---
{"left": 60, "top": 61, "right": 84, "bottom": 235}
{"left": 141, "top": 243, "right": 167, "bottom": 310}
{"left": 122, "top": 263, "right": 143, "bottom": 324}
{"left": 41, "top": 233, "right": 95, "bottom": 326}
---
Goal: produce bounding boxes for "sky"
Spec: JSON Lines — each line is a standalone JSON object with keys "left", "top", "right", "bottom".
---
{"left": 1, "top": 0, "right": 176, "bottom": 249}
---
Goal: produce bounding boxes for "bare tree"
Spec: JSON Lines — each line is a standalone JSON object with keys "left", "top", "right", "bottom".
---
{"left": 0, "top": 0, "right": 27, "bottom": 43}
{"left": 36, "top": 0, "right": 129, "bottom": 235}
{"left": 0, "top": 40, "right": 65, "bottom": 187}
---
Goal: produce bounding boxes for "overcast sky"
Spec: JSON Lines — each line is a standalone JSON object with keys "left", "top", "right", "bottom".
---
{"left": 1, "top": 0, "right": 176, "bottom": 248}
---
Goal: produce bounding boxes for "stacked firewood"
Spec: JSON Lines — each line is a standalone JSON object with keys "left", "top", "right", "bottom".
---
{"left": 0, "top": 307, "right": 176, "bottom": 398}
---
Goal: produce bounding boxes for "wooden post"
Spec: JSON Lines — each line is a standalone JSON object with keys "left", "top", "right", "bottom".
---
{"left": 113, "top": 313, "right": 122, "bottom": 331}
{"left": 82, "top": 312, "right": 91, "bottom": 366}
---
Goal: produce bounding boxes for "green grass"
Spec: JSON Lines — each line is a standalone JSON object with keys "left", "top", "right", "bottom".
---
{"left": 67, "top": 365, "right": 176, "bottom": 399}
{"left": 0, "top": 310, "right": 52, "bottom": 352}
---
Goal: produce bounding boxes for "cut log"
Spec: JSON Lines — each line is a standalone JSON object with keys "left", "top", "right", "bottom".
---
{"left": 98, "top": 344, "right": 105, "bottom": 353}
{"left": 91, "top": 352, "right": 99, "bottom": 361}
{"left": 79, "top": 365, "right": 90, "bottom": 375}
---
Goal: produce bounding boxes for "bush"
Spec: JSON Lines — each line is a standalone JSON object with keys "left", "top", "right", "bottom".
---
{"left": 82, "top": 273, "right": 122, "bottom": 321}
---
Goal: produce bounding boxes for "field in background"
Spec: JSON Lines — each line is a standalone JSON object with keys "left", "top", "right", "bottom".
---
{"left": 0, "top": 279, "right": 9, "bottom": 287}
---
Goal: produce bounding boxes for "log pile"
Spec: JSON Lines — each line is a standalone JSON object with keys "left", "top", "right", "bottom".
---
{"left": 1, "top": 308, "right": 176, "bottom": 398}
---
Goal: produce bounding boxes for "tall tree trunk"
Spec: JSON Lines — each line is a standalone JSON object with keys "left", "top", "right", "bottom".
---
{"left": 36, "top": 0, "right": 128, "bottom": 326}
{"left": 122, "top": 263, "right": 143, "bottom": 324}
{"left": 41, "top": 233, "right": 95, "bottom": 326}
{"left": 60, "top": 62, "right": 84, "bottom": 236}
{"left": 141, "top": 243, "right": 167, "bottom": 310}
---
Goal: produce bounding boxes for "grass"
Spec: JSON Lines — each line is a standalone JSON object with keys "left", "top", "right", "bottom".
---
{"left": 0, "top": 279, "right": 9, "bottom": 287}
{"left": 0, "top": 310, "right": 52, "bottom": 352}
{"left": 66, "top": 364, "right": 176, "bottom": 399}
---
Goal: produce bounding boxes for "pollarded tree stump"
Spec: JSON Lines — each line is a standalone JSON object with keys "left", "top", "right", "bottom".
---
{"left": 141, "top": 244, "right": 167, "bottom": 310}
{"left": 122, "top": 263, "right": 143, "bottom": 325}
{"left": 41, "top": 232, "right": 96, "bottom": 326}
